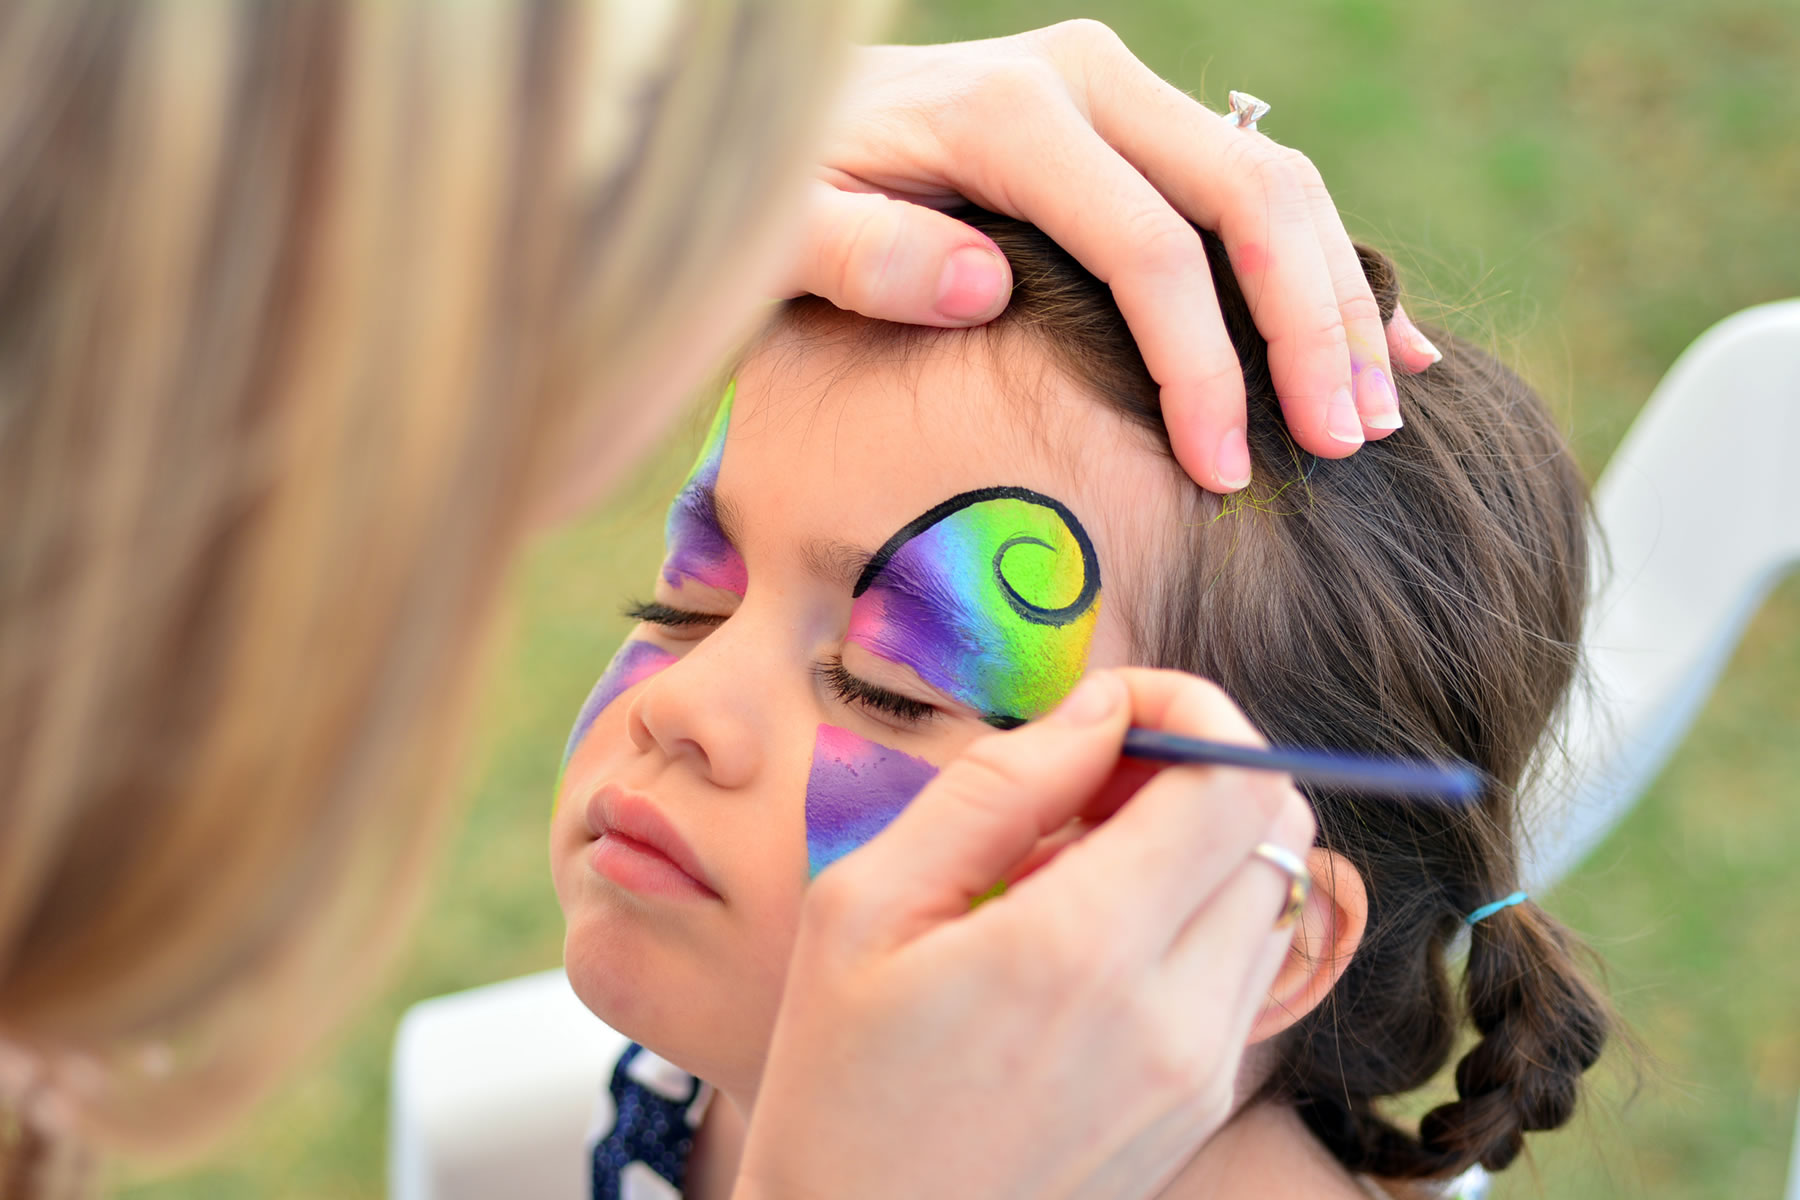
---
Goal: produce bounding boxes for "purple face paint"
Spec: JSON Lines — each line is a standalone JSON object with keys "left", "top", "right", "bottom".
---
{"left": 662, "top": 383, "right": 748, "bottom": 596}
{"left": 563, "top": 640, "right": 677, "bottom": 766}
{"left": 805, "top": 723, "right": 940, "bottom": 878}
{"left": 847, "top": 486, "right": 1101, "bottom": 726}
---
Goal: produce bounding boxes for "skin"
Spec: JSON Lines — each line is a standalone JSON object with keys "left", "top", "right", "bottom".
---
{"left": 550, "top": 333, "right": 1370, "bottom": 1199}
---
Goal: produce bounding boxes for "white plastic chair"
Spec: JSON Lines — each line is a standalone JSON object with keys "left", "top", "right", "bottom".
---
{"left": 389, "top": 969, "right": 629, "bottom": 1200}
{"left": 389, "top": 301, "right": 1800, "bottom": 1200}
{"left": 1521, "top": 299, "right": 1800, "bottom": 890}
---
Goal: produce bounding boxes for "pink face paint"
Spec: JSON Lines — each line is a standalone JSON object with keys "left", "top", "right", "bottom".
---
{"left": 847, "top": 486, "right": 1101, "bottom": 726}
{"left": 662, "top": 383, "right": 748, "bottom": 596}
{"left": 563, "top": 640, "right": 676, "bottom": 766}
{"left": 805, "top": 723, "right": 939, "bottom": 879}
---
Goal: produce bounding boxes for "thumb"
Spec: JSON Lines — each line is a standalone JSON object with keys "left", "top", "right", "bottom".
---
{"left": 827, "top": 672, "right": 1129, "bottom": 948}
{"left": 782, "top": 180, "right": 1013, "bottom": 326}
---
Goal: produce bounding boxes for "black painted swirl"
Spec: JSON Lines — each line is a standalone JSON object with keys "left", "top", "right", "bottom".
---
{"left": 855, "top": 485, "right": 1101, "bottom": 629}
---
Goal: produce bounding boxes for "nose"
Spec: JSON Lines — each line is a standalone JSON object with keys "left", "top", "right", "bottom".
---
{"left": 625, "top": 622, "right": 769, "bottom": 789}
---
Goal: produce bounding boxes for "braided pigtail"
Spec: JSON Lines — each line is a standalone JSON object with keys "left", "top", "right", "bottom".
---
{"left": 1414, "top": 899, "right": 1610, "bottom": 1172}
{"left": 1281, "top": 886, "right": 1612, "bottom": 1181}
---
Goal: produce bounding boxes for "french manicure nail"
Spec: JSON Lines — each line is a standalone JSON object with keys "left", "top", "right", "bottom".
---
{"left": 1358, "top": 366, "right": 1403, "bottom": 431}
{"left": 1216, "top": 426, "right": 1252, "bottom": 490}
{"left": 1391, "top": 306, "right": 1443, "bottom": 367}
{"left": 1326, "top": 386, "right": 1363, "bottom": 445}
{"left": 1407, "top": 328, "right": 1442, "bottom": 366}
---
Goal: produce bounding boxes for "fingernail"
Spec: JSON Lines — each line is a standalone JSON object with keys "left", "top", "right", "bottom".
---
{"left": 935, "top": 245, "right": 1008, "bottom": 322}
{"left": 1325, "top": 386, "right": 1363, "bottom": 445}
{"left": 1391, "top": 307, "right": 1443, "bottom": 368}
{"left": 1216, "top": 426, "right": 1252, "bottom": 490}
{"left": 1405, "top": 325, "right": 1443, "bottom": 366}
{"left": 1054, "top": 672, "right": 1121, "bottom": 726}
{"left": 1357, "top": 366, "right": 1403, "bottom": 431}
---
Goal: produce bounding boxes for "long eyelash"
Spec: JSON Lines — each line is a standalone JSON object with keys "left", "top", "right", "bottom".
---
{"left": 817, "top": 657, "right": 938, "bottom": 724}
{"left": 621, "top": 598, "right": 725, "bottom": 628}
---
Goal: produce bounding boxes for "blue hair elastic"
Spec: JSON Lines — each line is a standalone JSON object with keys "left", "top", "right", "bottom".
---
{"left": 1464, "top": 890, "right": 1528, "bottom": 926}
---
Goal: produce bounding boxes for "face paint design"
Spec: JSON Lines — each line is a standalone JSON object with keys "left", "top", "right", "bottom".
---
{"left": 662, "top": 382, "right": 748, "bottom": 596}
{"left": 563, "top": 640, "right": 677, "bottom": 767}
{"left": 847, "top": 486, "right": 1101, "bottom": 726}
{"left": 805, "top": 724, "right": 940, "bottom": 878}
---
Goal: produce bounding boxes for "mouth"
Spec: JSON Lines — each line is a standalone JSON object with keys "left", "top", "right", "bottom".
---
{"left": 584, "top": 785, "right": 720, "bottom": 901}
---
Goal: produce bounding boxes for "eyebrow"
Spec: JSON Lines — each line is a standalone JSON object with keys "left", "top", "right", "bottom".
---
{"left": 674, "top": 481, "right": 746, "bottom": 548}
{"left": 698, "top": 484, "right": 938, "bottom": 606}
{"left": 711, "top": 488, "right": 745, "bottom": 550}
{"left": 801, "top": 536, "right": 875, "bottom": 593}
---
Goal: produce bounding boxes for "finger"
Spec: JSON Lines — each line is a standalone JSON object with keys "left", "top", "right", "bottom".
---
{"left": 936, "top": 94, "right": 1252, "bottom": 492}
{"left": 781, "top": 179, "right": 1013, "bottom": 326}
{"left": 1195, "top": 138, "right": 1364, "bottom": 457}
{"left": 1387, "top": 303, "right": 1444, "bottom": 375}
{"left": 1059, "top": 42, "right": 1369, "bottom": 458}
{"left": 825, "top": 670, "right": 1130, "bottom": 950}
{"left": 1303, "top": 184, "right": 1402, "bottom": 439}
{"left": 998, "top": 816, "right": 1093, "bottom": 887}
{"left": 1165, "top": 787, "right": 1317, "bottom": 1045}
{"left": 1007, "top": 670, "right": 1311, "bottom": 962}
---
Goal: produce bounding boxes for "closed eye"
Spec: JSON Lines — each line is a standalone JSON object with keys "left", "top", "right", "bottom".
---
{"left": 622, "top": 599, "right": 726, "bottom": 628}
{"left": 816, "top": 656, "right": 938, "bottom": 726}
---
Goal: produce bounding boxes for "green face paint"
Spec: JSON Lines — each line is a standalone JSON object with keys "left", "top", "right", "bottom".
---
{"left": 846, "top": 486, "right": 1101, "bottom": 725}
{"left": 663, "top": 382, "right": 747, "bottom": 595}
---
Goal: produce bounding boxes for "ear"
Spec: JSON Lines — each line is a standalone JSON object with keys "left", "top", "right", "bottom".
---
{"left": 1246, "top": 847, "right": 1367, "bottom": 1043}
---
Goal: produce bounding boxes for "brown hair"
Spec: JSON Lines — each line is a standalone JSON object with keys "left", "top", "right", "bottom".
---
{"left": 776, "top": 208, "right": 1612, "bottom": 1182}
{"left": 0, "top": 0, "right": 865, "bottom": 1192}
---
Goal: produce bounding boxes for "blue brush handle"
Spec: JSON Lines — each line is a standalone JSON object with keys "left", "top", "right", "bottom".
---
{"left": 1121, "top": 727, "right": 1484, "bottom": 803}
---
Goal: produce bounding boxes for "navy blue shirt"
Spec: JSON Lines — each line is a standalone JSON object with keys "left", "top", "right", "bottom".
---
{"left": 590, "top": 1042, "right": 714, "bottom": 1200}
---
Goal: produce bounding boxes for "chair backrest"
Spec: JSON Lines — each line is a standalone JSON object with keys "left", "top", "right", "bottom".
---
{"left": 1522, "top": 300, "right": 1800, "bottom": 890}
{"left": 390, "top": 969, "right": 628, "bottom": 1200}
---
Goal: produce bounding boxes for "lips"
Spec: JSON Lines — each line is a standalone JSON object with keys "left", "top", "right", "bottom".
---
{"left": 584, "top": 785, "right": 719, "bottom": 897}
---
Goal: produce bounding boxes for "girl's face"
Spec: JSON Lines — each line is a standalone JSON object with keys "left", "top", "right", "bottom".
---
{"left": 550, "top": 333, "right": 1185, "bottom": 1100}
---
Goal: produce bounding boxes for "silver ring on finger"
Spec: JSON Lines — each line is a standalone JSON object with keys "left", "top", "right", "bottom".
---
{"left": 1250, "top": 841, "right": 1310, "bottom": 930}
{"left": 1221, "top": 90, "right": 1270, "bottom": 132}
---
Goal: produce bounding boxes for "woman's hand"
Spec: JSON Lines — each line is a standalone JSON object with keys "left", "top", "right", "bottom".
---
{"left": 733, "top": 669, "right": 1316, "bottom": 1200}
{"left": 785, "top": 20, "right": 1434, "bottom": 493}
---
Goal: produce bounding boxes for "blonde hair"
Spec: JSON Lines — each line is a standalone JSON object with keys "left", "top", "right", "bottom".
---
{"left": 0, "top": 0, "right": 864, "bottom": 1190}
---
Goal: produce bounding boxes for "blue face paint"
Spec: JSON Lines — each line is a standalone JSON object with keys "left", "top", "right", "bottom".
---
{"left": 846, "top": 487, "right": 1101, "bottom": 726}
{"left": 663, "top": 383, "right": 747, "bottom": 596}
{"left": 563, "top": 640, "right": 677, "bottom": 767}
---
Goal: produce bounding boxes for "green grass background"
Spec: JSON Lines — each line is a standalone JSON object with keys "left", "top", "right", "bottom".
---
{"left": 117, "top": 0, "right": 1800, "bottom": 1196}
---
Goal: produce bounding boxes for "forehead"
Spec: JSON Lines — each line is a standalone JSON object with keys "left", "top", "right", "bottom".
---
{"left": 720, "top": 327, "right": 1187, "bottom": 635}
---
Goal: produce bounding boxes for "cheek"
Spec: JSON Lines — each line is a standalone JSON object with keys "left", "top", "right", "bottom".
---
{"left": 804, "top": 723, "right": 940, "bottom": 879}
{"left": 562, "top": 640, "right": 677, "bottom": 766}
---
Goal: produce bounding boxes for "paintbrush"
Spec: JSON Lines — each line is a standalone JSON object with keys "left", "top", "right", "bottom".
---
{"left": 1121, "top": 727, "right": 1484, "bottom": 802}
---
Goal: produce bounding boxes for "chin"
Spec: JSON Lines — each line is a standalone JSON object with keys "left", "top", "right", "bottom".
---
{"left": 564, "top": 922, "right": 781, "bottom": 1094}
{"left": 562, "top": 912, "right": 675, "bottom": 1038}
{"left": 565, "top": 946, "right": 729, "bottom": 1091}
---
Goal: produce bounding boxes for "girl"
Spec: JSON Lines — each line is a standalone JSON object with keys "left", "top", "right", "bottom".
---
{"left": 551, "top": 210, "right": 1611, "bottom": 1199}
